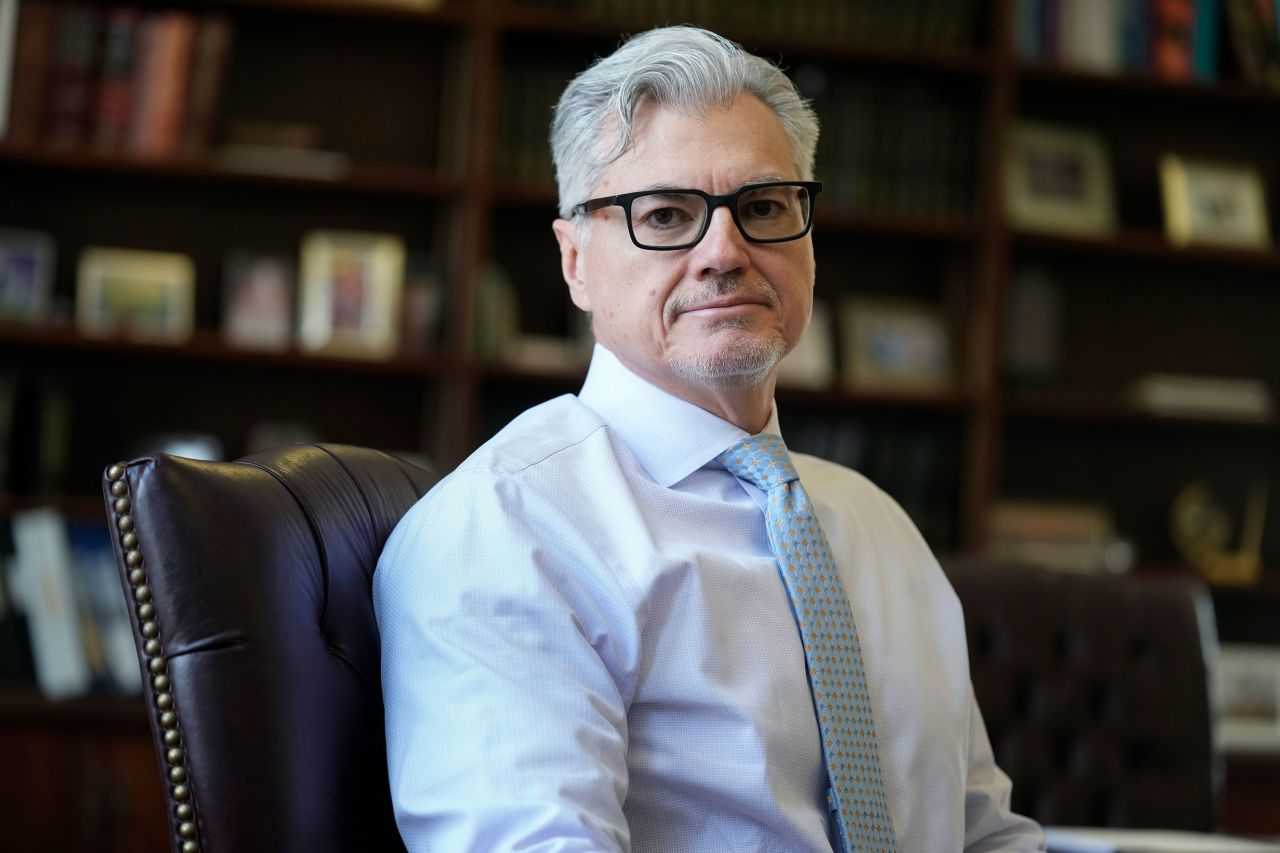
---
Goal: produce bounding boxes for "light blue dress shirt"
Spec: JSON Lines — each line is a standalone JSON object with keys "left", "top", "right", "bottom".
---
{"left": 375, "top": 344, "right": 1044, "bottom": 852}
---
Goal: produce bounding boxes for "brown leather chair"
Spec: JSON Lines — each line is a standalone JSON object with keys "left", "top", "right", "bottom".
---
{"left": 102, "top": 444, "right": 437, "bottom": 853}
{"left": 946, "top": 561, "right": 1220, "bottom": 831}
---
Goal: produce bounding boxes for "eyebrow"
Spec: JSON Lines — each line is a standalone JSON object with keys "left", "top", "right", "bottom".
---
{"left": 634, "top": 176, "right": 785, "bottom": 194}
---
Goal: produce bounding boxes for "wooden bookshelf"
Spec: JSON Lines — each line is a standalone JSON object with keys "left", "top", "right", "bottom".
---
{"left": 2, "top": 0, "right": 1280, "bottom": 838}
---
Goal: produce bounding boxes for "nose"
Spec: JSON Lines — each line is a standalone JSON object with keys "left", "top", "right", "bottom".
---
{"left": 692, "top": 206, "right": 750, "bottom": 280}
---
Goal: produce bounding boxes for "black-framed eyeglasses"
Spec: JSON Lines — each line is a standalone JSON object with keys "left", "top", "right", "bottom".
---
{"left": 572, "top": 180, "right": 822, "bottom": 251}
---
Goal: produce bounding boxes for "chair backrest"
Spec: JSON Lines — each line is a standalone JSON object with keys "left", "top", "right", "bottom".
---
{"left": 946, "top": 561, "right": 1220, "bottom": 831}
{"left": 102, "top": 443, "right": 438, "bottom": 853}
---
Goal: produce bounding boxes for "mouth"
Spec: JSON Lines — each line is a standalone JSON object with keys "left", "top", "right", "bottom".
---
{"left": 679, "top": 296, "right": 769, "bottom": 319}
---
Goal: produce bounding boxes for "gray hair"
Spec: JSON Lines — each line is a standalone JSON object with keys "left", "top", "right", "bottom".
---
{"left": 550, "top": 25, "right": 819, "bottom": 220}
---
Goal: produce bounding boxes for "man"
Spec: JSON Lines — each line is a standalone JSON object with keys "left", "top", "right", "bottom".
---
{"left": 375, "top": 25, "right": 1044, "bottom": 853}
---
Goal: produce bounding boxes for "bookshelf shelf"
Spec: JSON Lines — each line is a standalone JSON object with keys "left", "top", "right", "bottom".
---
{"left": 0, "top": 323, "right": 453, "bottom": 378}
{"left": 1004, "top": 390, "right": 1280, "bottom": 433}
{"left": 1011, "top": 228, "right": 1280, "bottom": 272}
{"left": 498, "top": 5, "right": 993, "bottom": 76}
{"left": 1017, "top": 63, "right": 1280, "bottom": 108}
{"left": 0, "top": 142, "right": 466, "bottom": 199}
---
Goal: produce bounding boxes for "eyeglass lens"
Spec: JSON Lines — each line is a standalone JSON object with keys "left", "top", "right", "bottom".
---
{"left": 629, "top": 185, "right": 812, "bottom": 248}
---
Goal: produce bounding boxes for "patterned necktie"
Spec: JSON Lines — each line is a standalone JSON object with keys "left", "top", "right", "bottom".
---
{"left": 717, "top": 434, "right": 897, "bottom": 853}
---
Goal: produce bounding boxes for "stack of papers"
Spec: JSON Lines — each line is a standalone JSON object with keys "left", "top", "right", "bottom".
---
{"left": 1046, "top": 827, "right": 1280, "bottom": 853}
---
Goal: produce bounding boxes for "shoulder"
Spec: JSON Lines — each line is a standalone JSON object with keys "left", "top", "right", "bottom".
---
{"left": 457, "top": 393, "right": 609, "bottom": 479}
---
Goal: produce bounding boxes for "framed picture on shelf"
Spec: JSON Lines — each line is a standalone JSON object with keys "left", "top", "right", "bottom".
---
{"left": 1006, "top": 121, "right": 1116, "bottom": 236}
{"left": 839, "top": 297, "right": 953, "bottom": 392}
{"left": 1159, "top": 154, "right": 1272, "bottom": 249}
{"left": 298, "top": 230, "right": 405, "bottom": 359}
{"left": 1217, "top": 644, "right": 1280, "bottom": 754}
{"left": 75, "top": 247, "right": 195, "bottom": 342}
{"left": 223, "top": 250, "right": 294, "bottom": 351}
{"left": 0, "top": 228, "right": 56, "bottom": 323}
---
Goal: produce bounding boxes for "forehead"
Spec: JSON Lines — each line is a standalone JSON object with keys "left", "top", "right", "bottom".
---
{"left": 597, "top": 94, "right": 797, "bottom": 194}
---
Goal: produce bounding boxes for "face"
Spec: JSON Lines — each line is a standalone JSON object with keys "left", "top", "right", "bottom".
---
{"left": 552, "top": 94, "right": 816, "bottom": 403}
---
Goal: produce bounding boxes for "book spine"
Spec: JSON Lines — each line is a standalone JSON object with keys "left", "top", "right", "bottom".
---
{"left": 90, "top": 6, "right": 140, "bottom": 150}
{"left": 179, "top": 14, "right": 233, "bottom": 156}
{"left": 0, "top": 0, "right": 17, "bottom": 139}
{"left": 129, "top": 11, "right": 196, "bottom": 158}
{"left": 5, "top": 0, "right": 55, "bottom": 144}
{"left": 1152, "top": 0, "right": 1196, "bottom": 79}
{"left": 42, "top": 2, "right": 99, "bottom": 147}
{"left": 1192, "top": 0, "right": 1220, "bottom": 80}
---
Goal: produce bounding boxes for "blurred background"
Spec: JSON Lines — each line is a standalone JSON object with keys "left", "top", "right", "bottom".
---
{"left": 0, "top": 0, "right": 1278, "bottom": 849}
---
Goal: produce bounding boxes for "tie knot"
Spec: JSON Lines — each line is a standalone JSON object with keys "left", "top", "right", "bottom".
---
{"left": 716, "top": 433, "right": 798, "bottom": 491}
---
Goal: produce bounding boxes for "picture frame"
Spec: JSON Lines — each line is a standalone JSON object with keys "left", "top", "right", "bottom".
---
{"left": 1006, "top": 121, "right": 1116, "bottom": 236}
{"left": 1159, "top": 154, "right": 1272, "bottom": 249}
{"left": 0, "top": 228, "right": 56, "bottom": 323}
{"left": 1217, "top": 644, "right": 1280, "bottom": 754}
{"left": 839, "top": 297, "right": 953, "bottom": 391}
{"left": 75, "top": 247, "right": 195, "bottom": 342}
{"left": 297, "top": 230, "right": 405, "bottom": 359}
{"left": 222, "top": 250, "right": 294, "bottom": 351}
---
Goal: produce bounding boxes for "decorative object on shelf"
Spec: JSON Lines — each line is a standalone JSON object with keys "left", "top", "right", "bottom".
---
{"left": 222, "top": 249, "right": 294, "bottom": 351}
{"left": 1006, "top": 120, "right": 1116, "bottom": 236}
{"left": 75, "top": 246, "right": 195, "bottom": 343}
{"left": 777, "top": 298, "right": 835, "bottom": 390}
{"left": 839, "top": 296, "right": 953, "bottom": 391}
{"left": 1171, "top": 479, "right": 1268, "bottom": 585}
{"left": 1159, "top": 154, "right": 1272, "bottom": 249}
{"left": 1217, "top": 643, "right": 1280, "bottom": 755}
{"left": 0, "top": 227, "right": 55, "bottom": 323}
{"left": 986, "top": 499, "right": 1135, "bottom": 575}
{"left": 1003, "top": 265, "right": 1062, "bottom": 385}
{"left": 400, "top": 253, "right": 445, "bottom": 356}
{"left": 1129, "top": 372, "right": 1275, "bottom": 421}
{"left": 298, "top": 229, "right": 405, "bottom": 360}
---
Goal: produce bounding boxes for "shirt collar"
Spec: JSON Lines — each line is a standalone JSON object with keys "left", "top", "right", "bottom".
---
{"left": 578, "top": 344, "right": 782, "bottom": 488}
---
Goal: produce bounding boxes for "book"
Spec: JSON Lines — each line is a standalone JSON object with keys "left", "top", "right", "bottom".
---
{"left": 0, "top": 0, "right": 17, "bottom": 139}
{"left": 128, "top": 11, "right": 197, "bottom": 157}
{"left": 90, "top": 5, "right": 141, "bottom": 150}
{"left": 5, "top": 0, "right": 56, "bottom": 144}
{"left": 9, "top": 508, "right": 91, "bottom": 699}
{"left": 42, "top": 2, "right": 99, "bottom": 146}
{"left": 1152, "top": 0, "right": 1196, "bottom": 80}
{"left": 179, "top": 14, "right": 233, "bottom": 155}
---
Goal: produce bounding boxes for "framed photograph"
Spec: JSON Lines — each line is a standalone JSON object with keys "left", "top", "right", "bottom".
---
{"left": 1217, "top": 644, "right": 1280, "bottom": 754}
{"left": 76, "top": 247, "right": 195, "bottom": 342}
{"left": 1160, "top": 154, "right": 1272, "bottom": 249}
{"left": 1006, "top": 121, "right": 1116, "bottom": 236}
{"left": 298, "top": 230, "right": 405, "bottom": 359}
{"left": 839, "top": 297, "right": 953, "bottom": 391}
{"left": 223, "top": 250, "right": 294, "bottom": 351}
{"left": 0, "top": 228, "right": 56, "bottom": 323}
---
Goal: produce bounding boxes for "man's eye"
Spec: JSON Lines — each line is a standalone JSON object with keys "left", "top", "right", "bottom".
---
{"left": 643, "top": 207, "right": 686, "bottom": 227}
{"left": 744, "top": 199, "right": 784, "bottom": 218}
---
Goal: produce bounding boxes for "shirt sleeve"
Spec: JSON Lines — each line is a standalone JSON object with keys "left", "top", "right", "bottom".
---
{"left": 963, "top": 691, "right": 1047, "bottom": 852}
{"left": 374, "top": 466, "right": 636, "bottom": 853}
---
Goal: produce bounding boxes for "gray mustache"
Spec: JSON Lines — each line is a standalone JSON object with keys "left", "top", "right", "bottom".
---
{"left": 665, "top": 275, "right": 781, "bottom": 320}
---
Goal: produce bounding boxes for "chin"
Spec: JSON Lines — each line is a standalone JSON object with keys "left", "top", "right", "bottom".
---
{"left": 668, "top": 329, "right": 786, "bottom": 390}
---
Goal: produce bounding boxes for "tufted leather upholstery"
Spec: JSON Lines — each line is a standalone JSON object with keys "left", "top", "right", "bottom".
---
{"left": 102, "top": 444, "right": 437, "bottom": 853}
{"left": 946, "top": 561, "right": 1219, "bottom": 831}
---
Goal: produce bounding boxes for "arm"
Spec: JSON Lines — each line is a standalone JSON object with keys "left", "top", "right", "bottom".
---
{"left": 375, "top": 467, "right": 635, "bottom": 853}
{"left": 963, "top": 692, "right": 1046, "bottom": 852}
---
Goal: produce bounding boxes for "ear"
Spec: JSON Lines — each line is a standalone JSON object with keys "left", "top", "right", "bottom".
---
{"left": 552, "top": 218, "right": 592, "bottom": 312}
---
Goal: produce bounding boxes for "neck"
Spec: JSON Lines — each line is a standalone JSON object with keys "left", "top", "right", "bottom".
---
{"left": 634, "top": 363, "right": 778, "bottom": 434}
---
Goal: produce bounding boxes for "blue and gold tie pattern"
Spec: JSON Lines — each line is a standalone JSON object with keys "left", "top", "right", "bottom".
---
{"left": 717, "top": 434, "right": 897, "bottom": 853}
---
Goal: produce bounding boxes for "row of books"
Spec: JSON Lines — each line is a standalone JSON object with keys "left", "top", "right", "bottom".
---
{"left": 519, "top": 0, "right": 983, "bottom": 52}
{"left": 0, "top": 0, "right": 233, "bottom": 156}
{"left": 1015, "top": 0, "right": 1280, "bottom": 87}
{"left": 811, "top": 75, "right": 976, "bottom": 218}
{"left": 0, "top": 507, "right": 138, "bottom": 698}
{"left": 495, "top": 62, "right": 571, "bottom": 188}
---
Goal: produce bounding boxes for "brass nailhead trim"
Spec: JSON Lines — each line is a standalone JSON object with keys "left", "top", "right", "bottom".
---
{"left": 107, "top": 461, "right": 200, "bottom": 853}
